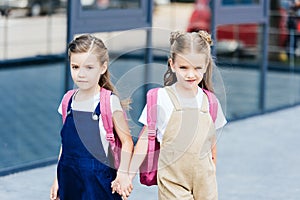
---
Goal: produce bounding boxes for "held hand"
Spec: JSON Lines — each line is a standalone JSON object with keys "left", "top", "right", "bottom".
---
{"left": 111, "top": 172, "right": 133, "bottom": 199}
{"left": 111, "top": 180, "right": 120, "bottom": 195}
{"left": 50, "top": 179, "right": 59, "bottom": 200}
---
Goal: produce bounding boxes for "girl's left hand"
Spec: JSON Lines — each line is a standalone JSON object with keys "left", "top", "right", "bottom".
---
{"left": 111, "top": 172, "right": 133, "bottom": 199}
{"left": 50, "top": 178, "right": 60, "bottom": 200}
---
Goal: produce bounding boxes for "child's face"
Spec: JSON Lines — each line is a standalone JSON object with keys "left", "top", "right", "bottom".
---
{"left": 70, "top": 52, "right": 107, "bottom": 91}
{"left": 170, "top": 53, "right": 208, "bottom": 92}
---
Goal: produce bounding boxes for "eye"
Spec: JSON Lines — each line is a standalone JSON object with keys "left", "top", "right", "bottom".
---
{"left": 195, "top": 66, "right": 203, "bottom": 70}
{"left": 179, "top": 66, "right": 187, "bottom": 69}
{"left": 86, "top": 65, "right": 94, "bottom": 70}
{"left": 71, "top": 64, "right": 79, "bottom": 69}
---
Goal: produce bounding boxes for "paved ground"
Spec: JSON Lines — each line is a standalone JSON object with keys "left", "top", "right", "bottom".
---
{"left": 0, "top": 105, "right": 299, "bottom": 200}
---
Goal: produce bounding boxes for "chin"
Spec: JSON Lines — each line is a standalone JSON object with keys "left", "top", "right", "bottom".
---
{"left": 76, "top": 85, "right": 89, "bottom": 90}
{"left": 183, "top": 84, "right": 197, "bottom": 90}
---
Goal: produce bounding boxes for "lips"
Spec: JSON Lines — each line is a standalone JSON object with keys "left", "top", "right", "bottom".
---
{"left": 186, "top": 79, "right": 196, "bottom": 83}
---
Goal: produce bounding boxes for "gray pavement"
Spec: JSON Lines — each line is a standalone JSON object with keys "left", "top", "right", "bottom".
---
{"left": 0, "top": 105, "right": 299, "bottom": 200}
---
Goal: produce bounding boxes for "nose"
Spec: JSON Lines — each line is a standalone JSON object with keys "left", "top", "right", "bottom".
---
{"left": 186, "top": 69, "right": 196, "bottom": 78}
{"left": 78, "top": 68, "right": 85, "bottom": 77}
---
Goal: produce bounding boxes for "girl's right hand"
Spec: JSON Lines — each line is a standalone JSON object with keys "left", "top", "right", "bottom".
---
{"left": 111, "top": 172, "right": 133, "bottom": 200}
{"left": 50, "top": 179, "right": 59, "bottom": 200}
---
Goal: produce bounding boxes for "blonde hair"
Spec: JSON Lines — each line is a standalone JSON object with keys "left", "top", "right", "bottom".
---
{"left": 164, "top": 30, "right": 215, "bottom": 92}
{"left": 68, "top": 34, "right": 130, "bottom": 108}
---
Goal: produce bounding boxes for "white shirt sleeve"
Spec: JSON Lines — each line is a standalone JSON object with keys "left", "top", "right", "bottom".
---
{"left": 138, "top": 88, "right": 173, "bottom": 143}
{"left": 214, "top": 99, "right": 227, "bottom": 130}
{"left": 58, "top": 101, "right": 63, "bottom": 115}
{"left": 138, "top": 88, "right": 172, "bottom": 127}
{"left": 110, "top": 94, "right": 123, "bottom": 113}
{"left": 138, "top": 105, "right": 147, "bottom": 125}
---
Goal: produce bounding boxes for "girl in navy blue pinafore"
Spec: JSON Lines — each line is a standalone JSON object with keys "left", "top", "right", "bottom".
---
{"left": 50, "top": 34, "right": 133, "bottom": 200}
{"left": 57, "top": 96, "right": 121, "bottom": 200}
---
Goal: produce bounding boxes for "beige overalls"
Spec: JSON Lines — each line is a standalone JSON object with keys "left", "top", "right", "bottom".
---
{"left": 158, "top": 86, "right": 217, "bottom": 200}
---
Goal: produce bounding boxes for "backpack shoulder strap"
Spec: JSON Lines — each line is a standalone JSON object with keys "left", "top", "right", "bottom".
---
{"left": 61, "top": 89, "right": 76, "bottom": 123}
{"left": 203, "top": 89, "right": 218, "bottom": 123}
{"left": 100, "top": 87, "right": 114, "bottom": 141}
{"left": 146, "top": 88, "right": 159, "bottom": 137}
{"left": 146, "top": 88, "right": 159, "bottom": 170}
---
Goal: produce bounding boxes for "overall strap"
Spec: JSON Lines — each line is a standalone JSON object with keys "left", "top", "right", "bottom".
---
{"left": 99, "top": 87, "right": 114, "bottom": 142}
{"left": 200, "top": 93, "right": 209, "bottom": 113}
{"left": 164, "top": 86, "right": 182, "bottom": 111}
{"left": 61, "top": 89, "right": 77, "bottom": 123}
{"left": 146, "top": 88, "right": 159, "bottom": 170}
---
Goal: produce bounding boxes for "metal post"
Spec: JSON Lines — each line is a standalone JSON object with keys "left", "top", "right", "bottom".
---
{"left": 210, "top": 0, "right": 216, "bottom": 57}
{"left": 287, "top": 5, "right": 300, "bottom": 105}
{"left": 289, "top": 29, "right": 295, "bottom": 70}
{"left": 145, "top": 0, "right": 153, "bottom": 92}
{"left": 3, "top": 14, "right": 9, "bottom": 59}
{"left": 289, "top": 25, "right": 296, "bottom": 104}
{"left": 65, "top": 0, "right": 73, "bottom": 92}
{"left": 259, "top": 0, "right": 269, "bottom": 112}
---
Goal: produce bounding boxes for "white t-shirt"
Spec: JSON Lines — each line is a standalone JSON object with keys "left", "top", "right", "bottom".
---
{"left": 138, "top": 85, "right": 227, "bottom": 142}
{"left": 58, "top": 91, "right": 123, "bottom": 156}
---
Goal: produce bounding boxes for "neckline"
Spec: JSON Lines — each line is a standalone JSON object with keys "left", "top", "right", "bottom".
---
{"left": 72, "top": 90, "right": 100, "bottom": 103}
{"left": 172, "top": 84, "right": 200, "bottom": 100}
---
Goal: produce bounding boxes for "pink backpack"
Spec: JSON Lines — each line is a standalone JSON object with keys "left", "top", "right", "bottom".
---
{"left": 61, "top": 87, "right": 121, "bottom": 169}
{"left": 139, "top": 88, "right": 218, "bottom": 186}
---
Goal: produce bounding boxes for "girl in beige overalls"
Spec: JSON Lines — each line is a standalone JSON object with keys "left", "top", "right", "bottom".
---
{"left": 128, "top": 31, "right": 227, "bottom": 200}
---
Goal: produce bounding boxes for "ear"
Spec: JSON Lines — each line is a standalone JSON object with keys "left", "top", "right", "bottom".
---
{"left": 100, "top": 61, "right": 108, "bottom": 75}
{"left": 168, "top": 58, "right": 175, "bottom": 72}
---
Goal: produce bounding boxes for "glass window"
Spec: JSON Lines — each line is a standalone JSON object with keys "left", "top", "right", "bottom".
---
{"left": 266, "top": 0, "right": 300, "bottom": 110}
{"left": 222, "top": 0, "right": 260, "bottom": 5}
{"left": 216, "top": 23, "right": 262, "bottom": 119}
{"left": 81, "top": 0, "right": 141, "bottom": 10}
{"left": 0, "top": 64, "right": 63, "bottom": 173}
{"left": 266, "top": 69, "right": 300, "bottom": 110}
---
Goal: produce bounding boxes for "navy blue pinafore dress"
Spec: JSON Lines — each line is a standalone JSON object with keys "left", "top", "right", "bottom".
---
{"left": 57, "top": 97, "right": 121, "bottom": 200}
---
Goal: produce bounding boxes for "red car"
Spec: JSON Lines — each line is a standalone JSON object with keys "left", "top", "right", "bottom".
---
{"left": 187, "top": 0, "right": 289, "bottom": 57}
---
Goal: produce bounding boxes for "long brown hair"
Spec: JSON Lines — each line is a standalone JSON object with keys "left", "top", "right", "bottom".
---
{"left": 164, "top": 30, "right": 215, "bottom": 92}
{"left": 68, "top": 34, "right": 117, "bottom": 93}
{"left": 68, "top": 34, "right": 130, "bottom": 108}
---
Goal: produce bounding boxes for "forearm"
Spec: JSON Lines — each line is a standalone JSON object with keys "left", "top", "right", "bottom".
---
{"left": 118, "top": 140, "right": 133, "bottom": 174}
{"left": 112, "top": 111, "right": 134, "bottom": 173}
{"left": 128, "top": 127, "right": 148, "bottom": 179}
{"left": 53, "top": 146, "right": 62, "bottom": 181}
